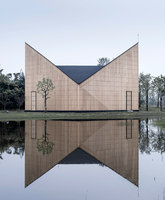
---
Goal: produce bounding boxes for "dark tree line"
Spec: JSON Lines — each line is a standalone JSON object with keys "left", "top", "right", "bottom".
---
{"left": 0, "top": 69, "right": 25, "bottom": 110}
{"left": 139, "top": 73, "right": 165, "bottom": 111}
{"left": 0, "top": 67, "right": 165, "bottom": 111}
{"left": 139, "top": 119, "right": 165, "bottom": 154}
{"left": 0, "top": 121, "right": 25, "bottom": 159}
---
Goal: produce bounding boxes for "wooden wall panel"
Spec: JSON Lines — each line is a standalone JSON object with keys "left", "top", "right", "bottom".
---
{"left": 25, "top": 44, "right": 79, "bottom": 111}
{"left": 25, "top": 120, "right": 79, "bottom": 187}
{"left": 79, "top": 44, "right": 139, "bottom": 111}
{"left": 25, "top": 43, "right": 138, "bottom": 111}
{"left": 25, "top": 120, "right": 139, "bottom": 187}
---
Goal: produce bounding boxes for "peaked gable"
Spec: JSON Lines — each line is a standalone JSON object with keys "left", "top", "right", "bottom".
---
{"left": 59, "top": 148, "right": 103, "bottom": 164}
{"left": 25, "top": 42, "right": 138, "bottom": 85}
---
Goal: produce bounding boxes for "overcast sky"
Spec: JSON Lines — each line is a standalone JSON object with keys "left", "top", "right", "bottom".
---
{"left": 0, "top": 0, "right": 165, "bottom": 76}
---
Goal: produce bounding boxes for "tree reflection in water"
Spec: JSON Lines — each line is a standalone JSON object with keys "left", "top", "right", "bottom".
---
{"left": 0, "top": 121, "right": 24, "bottom": 159}
{"left": 36, "top": 120, "right": 54, "bottom": 155}
{"left": 139, "top": 118, "right": 165, "bottom": 154}
{"left": 1, "top": 119, "right": 165, "bottom": 159}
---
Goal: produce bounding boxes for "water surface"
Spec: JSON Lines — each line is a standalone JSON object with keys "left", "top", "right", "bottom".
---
{"left": 0, "top": 119, "right": 165, "bottom": 200}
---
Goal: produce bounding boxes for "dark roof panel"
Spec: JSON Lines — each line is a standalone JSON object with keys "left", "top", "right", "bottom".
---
{"left": 56, "top": 65, "right": 105, "bottom": 84}
{"left": 59, "top": 148, "right": 104, "bottom": 165}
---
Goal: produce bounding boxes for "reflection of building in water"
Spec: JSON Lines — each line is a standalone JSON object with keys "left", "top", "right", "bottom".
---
{"left": 25, "top": 120, "right": 138, "bottom": 187}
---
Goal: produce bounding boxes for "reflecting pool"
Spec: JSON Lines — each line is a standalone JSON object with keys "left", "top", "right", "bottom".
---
{"left": 0, "top": 119, "right": 165, "bottom": 200}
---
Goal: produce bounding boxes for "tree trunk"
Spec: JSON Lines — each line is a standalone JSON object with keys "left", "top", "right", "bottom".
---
{"left": 4, "top": 103, "right": 6, "bottom": 111}
{"left": 146, "top": 89, "right": 148, "bottom": 111}
{"left": 44, "top": 120, "right": 47, "bottom": 141}
{"left": 138, "top": 120, "right": 141, "bottom": 136}
{"left": 19, "top": 103, "right": 21, "bottom": 111}
{"left": 160, "top": 95, "right": 163, "bottom": 111}
{"left": 157, "top": 94, "right": 159, "bottom": 108}
{"left": 139, "top": 91, "right": 141, "bottom": 109}
{"left": 44, "top": 92, "right": 47, "bottom": 113}
{"left": 146, "top": 118, "right": 149, "bottom": 147}
{"left": 146, "top": 118, "right": 148, "bottom": 137}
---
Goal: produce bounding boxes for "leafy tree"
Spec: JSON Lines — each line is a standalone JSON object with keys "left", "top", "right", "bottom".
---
{"left": 13, "top": 71, "right": 25, "bottom": 110}
{"left": 152, "top": 76, "right": 162, "bottom": 108}
{"left": 6, "top": 73, "right": 12, "bottom": 81}
{"left": 36, "top": 78, "right": 55, "bottom": 112}
{"left": 97, "top": 57, "right": 110, "bottom": 66}
{"left": 152, "top": 75, "right": 165, "bottom": 111}
{"left": 0, "top": 69, "right": 25, "bottom": 110}
{"left": 0, "top": 70, "right": 12, "bottom": 110}
{"left": 158, "top": 76, "right": 165, "bottom": 111}
{"left": 139, "top": 78, "right": 144, "bottom": 109}
{"left": 139, "top": 73, "right": 152, "bottom": 111}
{"left": 0, "top": 89, "right": 13, "bottom": 110}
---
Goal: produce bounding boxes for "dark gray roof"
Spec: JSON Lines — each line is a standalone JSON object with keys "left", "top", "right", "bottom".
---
{"left": 56, "top": 65, "right": 105, "bottom": 84}
{"left": 59, "top": 148, "right": 104, "bottom": 165}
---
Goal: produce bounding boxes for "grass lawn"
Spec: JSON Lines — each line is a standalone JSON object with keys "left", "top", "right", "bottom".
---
{"left": 0, "top": 109, "right": 165, "bottom": 121}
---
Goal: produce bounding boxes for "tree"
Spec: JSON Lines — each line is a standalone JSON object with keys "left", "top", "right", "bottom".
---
{"left": 0, "top": 69, "right": 25, "bottom": 110}
{"left": 158, "top": 75, "right": 165, "bottom": 111}
{"left": 152, "top": 76, "right": 162, "bottom": 108}
{"left": 152, "top": 75, "right": 165, "bottom": 111}
{"left": 36, "top": 78, "right": 55, "bottom": 112}
{"left": 0, "top": 70, "right": 12, "bottom": 110}
{"left": 13, "top": 71, "right": 25, "bottom": 110}
{"left": 0, "top": 89, "right": 13, "bottom": 110}
{"left": 14, "top": 89, "right": 25, "bottom": 110}
{"left": 97, "top": 57, "right": 110, "bottom": 66}
{"left": 139, "top": 73, "right": 152, "bottom": 111}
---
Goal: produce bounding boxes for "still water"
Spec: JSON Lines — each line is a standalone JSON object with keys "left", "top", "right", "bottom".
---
{"left": 0, "top": 119, "right": 165, "bottom": 200}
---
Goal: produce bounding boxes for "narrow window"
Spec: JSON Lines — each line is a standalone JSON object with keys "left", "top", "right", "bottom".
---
{"left": 126, "top": 91, "right": 132, "bottom": 110}
{"left": 126, "top": 120, "right": 132, "bottom": 139}
{"left": 31, "top": 120, "right": 36, "bottom": 139}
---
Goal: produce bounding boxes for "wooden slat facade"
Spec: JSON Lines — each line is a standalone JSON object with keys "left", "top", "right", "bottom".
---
{"left": 25, "top": 120, "right": 139, "bottom": 187}
{"left": 25, "top": 43, "right": 139, "bottom": 111}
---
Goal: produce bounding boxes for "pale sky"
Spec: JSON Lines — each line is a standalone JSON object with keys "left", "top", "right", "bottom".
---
{"left": 0, "top": 0, "right": 165, "bottom": 76}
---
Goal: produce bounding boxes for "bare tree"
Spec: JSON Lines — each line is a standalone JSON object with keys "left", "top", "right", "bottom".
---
{"left": 36, "top": 78, "right": 55, "bottom": 112}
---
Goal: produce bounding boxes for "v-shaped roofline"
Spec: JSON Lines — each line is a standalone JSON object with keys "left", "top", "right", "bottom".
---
{"left": 80, "top": 146, "right": 138, "bottom": 187}
{"left": 25, "top": 42, "right": 138, "bottom": 85}
{"left": 25, "top": 146, "right": 138, "bottom": 187}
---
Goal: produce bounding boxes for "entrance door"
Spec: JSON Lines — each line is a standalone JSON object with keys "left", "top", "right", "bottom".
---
{"left": 126, "top": 91, "right": 132, "bottom": 111}
{"left": 31, "top": 91, "right": 36, "bottom": 110}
